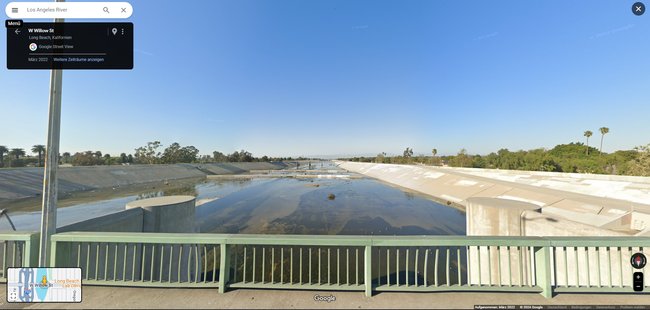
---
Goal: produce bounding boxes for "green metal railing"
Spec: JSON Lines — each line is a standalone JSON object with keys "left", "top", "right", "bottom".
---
{"left": 549, "top": 237, "right": 650, "bottom": 293}
{"left": 0, "top": 232, "right": 40, "bottom": 282}
{"left": 30, "top": 232, "right": 650, "bottom": 298}
{"left": 49, "top": 232, "right": 221, "bottom": 288}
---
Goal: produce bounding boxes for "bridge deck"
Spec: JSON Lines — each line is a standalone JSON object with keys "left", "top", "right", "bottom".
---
{"left": 1, "top": 286, "right": 649, "bottom": 309}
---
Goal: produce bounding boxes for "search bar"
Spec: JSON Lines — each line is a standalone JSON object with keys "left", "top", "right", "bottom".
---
{"left": 5, "top": 2, "right": 133, "bottom": 19}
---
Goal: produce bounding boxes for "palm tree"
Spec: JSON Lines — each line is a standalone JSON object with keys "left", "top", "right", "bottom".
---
{"left": 62, "top": 152, "right": 71, "bottom": 164}
{"left": 31, "top": 145, "right": 46, "bottom": 167}
{"left": 431, "top": 148, "right": 437, "bottom": 165}
{"left": 8, "top": 148, "right": 25, "bottom": 159}
{"left": 0, "top": 145, "right": 8, "bottom": 166}
{"left": 583, "top": 131, "right": 593, "bottom": 155}
{"left": 599, "top": 127, "right": 609, "bottom": 155}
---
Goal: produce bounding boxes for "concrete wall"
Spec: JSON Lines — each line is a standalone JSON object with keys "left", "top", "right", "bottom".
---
{"left": 465, "top": 198, "right": 536, "bottom": 286}
{"left": 126, "top": 196, "right": 199, "bottom": 282}
{"left": 522, "top": 211, "right": 635, "bottom": 287}
{"left": 466, "top": 197, "right": 540, "bottom": 236}
{"left": 58, "top": 208, "right": 143, "bottom": 233}
{"left": 57, "top": 196, "right": 199, "bottom": 282}
{"left": 126, "top": 196, "right": 196, "bottom": 233}
{"left": 465, "top": 197, "right": 631, "bottom": 287}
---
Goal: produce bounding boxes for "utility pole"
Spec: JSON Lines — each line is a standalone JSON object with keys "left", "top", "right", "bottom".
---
{"left": 39, "top": 0, "right": 65, "bottom": 267}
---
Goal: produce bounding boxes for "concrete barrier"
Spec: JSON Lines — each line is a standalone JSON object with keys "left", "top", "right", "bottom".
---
{"left": 58, "top": 208, "right": 144, "bottom": 233}
{"left": 126, "top": 196, "right": 196, "bottom": 233}
{"left": 126, "top": 196, "right": 198, "bottom": 282}
{"left": 57, "top": 196, "right": 199, "bottom": 282}
{"left": 466, "top": 197, "right": 540, "bottom": 236}
{"left": 465, "top": 198, "right": 539, "bottom": 286}
{"left": 464, "top": 197, "right": 630, "bottom": 286}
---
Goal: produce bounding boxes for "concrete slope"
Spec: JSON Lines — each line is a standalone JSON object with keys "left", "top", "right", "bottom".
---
{"left": 442, "top": 166, "right": 650, "bottom": 205}
{"left": 0, "top": 162, "right": 288, "bottom": 200}
{"left": 193, "top": 162, "right": 289, "bottom": 175}
{"left": 336, "top": 162, "right": 650, "bottom": 231}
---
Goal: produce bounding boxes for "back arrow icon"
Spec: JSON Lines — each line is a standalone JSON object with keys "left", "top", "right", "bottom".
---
{"left": 14, "top": 29, "right": 20, "bottom": 35}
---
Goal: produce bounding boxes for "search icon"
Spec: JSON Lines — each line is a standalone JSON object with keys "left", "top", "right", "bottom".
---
{"left": 103, "top": 6, "right": 109, "bottom": 13}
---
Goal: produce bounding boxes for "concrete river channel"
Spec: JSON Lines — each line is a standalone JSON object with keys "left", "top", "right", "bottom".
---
{"left": 0, "top": 162, "right": 467, "bottom": 284}
{"left": 0, "top": 162, "right": 466, "bottom": 235}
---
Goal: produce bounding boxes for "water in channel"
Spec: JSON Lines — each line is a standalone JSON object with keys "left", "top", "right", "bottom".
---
{"left": 1, "top": 165, "right": 468, "bottom": 287}
{"left": 1, "top": 171, "right": 466, "bottom": 236}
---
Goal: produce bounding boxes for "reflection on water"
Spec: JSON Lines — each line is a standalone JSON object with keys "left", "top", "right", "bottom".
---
{"left": 196, "top": 178, "right": 465, "bottom": 235}
{"left": 1, "top": 165, "right": 465, "bottom": 236}
{"left": 0, "top": 178, "right": 263, "bottom": 231}
{"left": 136, "top": 184, "right": 199, "bottom": 200}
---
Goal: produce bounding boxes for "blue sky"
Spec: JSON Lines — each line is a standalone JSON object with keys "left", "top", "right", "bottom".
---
{"left": 1, "top": 0, "right": 649, "bottom": 158}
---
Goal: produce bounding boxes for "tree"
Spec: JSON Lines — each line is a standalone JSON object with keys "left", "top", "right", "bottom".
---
{"left": 161, "top": 143, "right": 200, "bottom": 163}
{"left": 583, "top": 131, "right": 593, "bottom": 155}
{"left": 198, "top": 155, "right": 212, "bottom": 163}
{"left": 179, "top": 146, "right": 200, "bottom": 163}
{"left": 72, "top": 152, "right": 100, "bottom": 166}
{"left": 236, "top": 150, "right": 253, "bottom": 162}
{"left": 31, "top": 145, "right": 46, "bottom": 167}
{"left": 62, "top": 152, "right": 71, "bottom": 164}
{"left": 102, "top": 153, "right": 113, "bottom": 165}
{"left": 599, "top": 127, "right": 609, "bottom": 155}
{"left": 0, "top": 145, "right": 7, "bottom": 166}
{"left": 628, "top": 144, "right": 650, "bottom": 176}
{"left": 212, "top": 151, "right": 227, "bottom": 162}
{"left": 226, "top": 150, "right": 253, "bottom": 162}
{"left": 134, "top": 141, "right": 161, "bottom": 164}
{"left": 161, "top": 142, "right": 182, "bottom": 163}
{"left": 431, "top": 148, "right": 439, "bottom": 165}
{"left": 228, "top": 151, "right": 240, "bottom": 162}
{"left": 451, "top": 148, "right": 472, "bottom": 167}
{"left": 472, "top": 155, "right": 486, "bottom": 168}
{"left": 356, "top": 140, "right": 646, "bottom": 176}
{"left": 94, "top": 151, "right": 102, "bottom": 159}
{"left": 120, "top": 153, "right": 128, "bottom": 164}
{"left": 8, "top": 148, "right": 25, "bottom": 159}
{"left": 375, "top": 152, "right": 385, "bottom": 163}
{"left": 403, "top": 147, "right": 413, "bottom": 158}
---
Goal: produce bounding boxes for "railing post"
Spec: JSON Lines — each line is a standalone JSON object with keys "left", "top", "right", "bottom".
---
{"left": 364, "top": 245, "right": 372, "bottom": 297}
{"left": 49, "top": 238, "right": 58, "bottom": 267}
{"left": 24, "top": 233, "right": 40, "bottom": 267}
{"left": 534, "top": 245, "right": 552, "bottom": 298}
{"left": 218, "top": 243, "right": 230, "bottom": 294}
